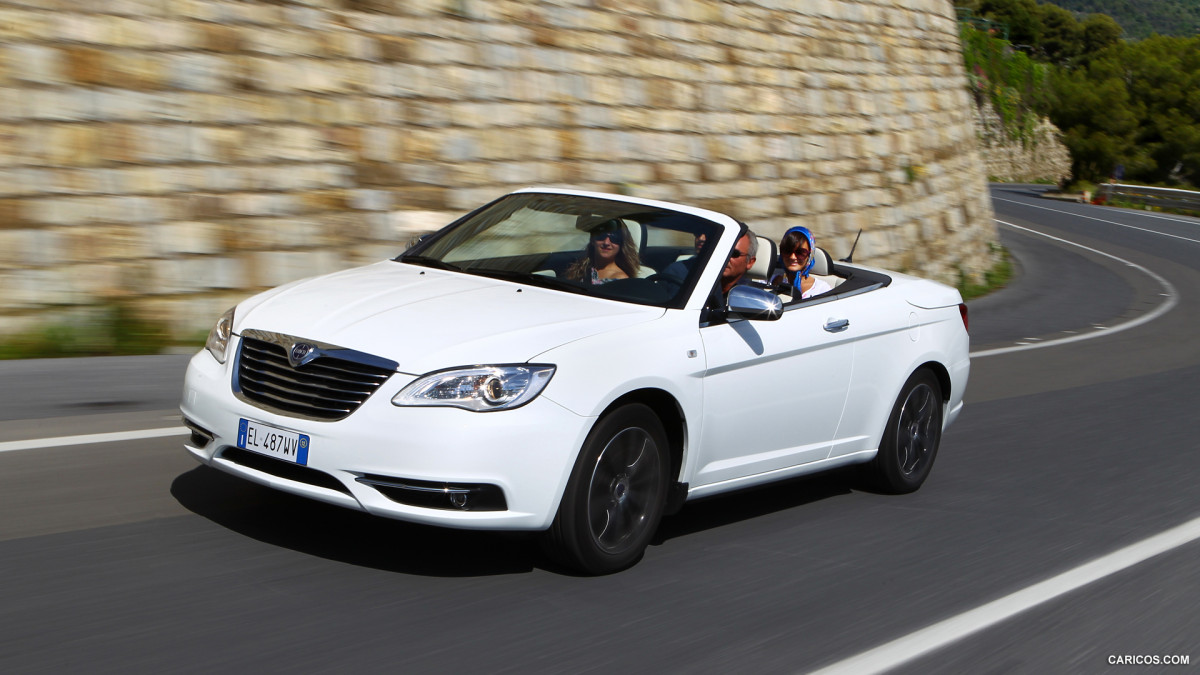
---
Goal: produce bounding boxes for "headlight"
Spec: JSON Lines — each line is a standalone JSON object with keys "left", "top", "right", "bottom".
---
{"left": 205, "top": 307, "right": 235, "bottom": 363}
{"left": 392, "top": 365, "right": 555, "bottom": 412}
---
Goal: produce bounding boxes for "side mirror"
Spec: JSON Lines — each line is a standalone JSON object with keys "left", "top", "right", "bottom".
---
{"left": 727, "top": 285, "right": 783, "bottom": 321}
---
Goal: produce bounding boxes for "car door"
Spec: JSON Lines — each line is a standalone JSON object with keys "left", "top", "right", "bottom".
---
{"left": 691, "top": 302, "right": 855, "bottom": 488}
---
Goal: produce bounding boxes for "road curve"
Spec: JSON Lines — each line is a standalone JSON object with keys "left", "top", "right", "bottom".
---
{"left": 1, "top": 185, "right": 1198, "bottom": 674}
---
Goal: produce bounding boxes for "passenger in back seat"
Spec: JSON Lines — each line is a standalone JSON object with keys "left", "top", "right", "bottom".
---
{"left": 770, "top": 226, "right": 832, "bottom": 300}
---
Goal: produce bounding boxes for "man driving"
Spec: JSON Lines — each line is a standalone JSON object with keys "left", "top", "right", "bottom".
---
{"left": 720, "top": 229, "right": 757, "bottom": 296}
{"left": 660, "top": 227, "right": 758, "bottom": 299}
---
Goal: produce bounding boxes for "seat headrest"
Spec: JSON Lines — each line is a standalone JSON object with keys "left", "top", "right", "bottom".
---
{"left": 810, "top": 247, "right": 832, "bottom": 276}
{"left": 746, "top": 236, "right": 776, "bottom": 282}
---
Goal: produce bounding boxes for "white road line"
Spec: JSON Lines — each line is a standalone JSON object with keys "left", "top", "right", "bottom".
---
{"left": 807, "top": 514, "right": 1200, "bottom": 675}
{"left": 1103, "top": 207, "right": 1200, "bottom": 228}
{"left": 970, "top": 220, "right": 1178, "bottom": 358}
{"left": 993, "top": 195, "right": 1200, "bottom": 244}
{"left": 0, "top": 426, "right": 187, "bottom": 453}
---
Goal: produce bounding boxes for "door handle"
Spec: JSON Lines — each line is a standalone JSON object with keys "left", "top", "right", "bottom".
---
{"left": 824, "top": 318, "right": 850, "bottom": 332}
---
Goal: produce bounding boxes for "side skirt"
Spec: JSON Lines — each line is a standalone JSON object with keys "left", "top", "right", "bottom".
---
{"left": 684, "top": 449, "right": 877, "bottom": 501}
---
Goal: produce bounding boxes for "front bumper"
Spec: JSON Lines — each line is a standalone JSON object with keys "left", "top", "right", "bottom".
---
{"left": 179, "top": 345, "right": 589, "bottom": 531}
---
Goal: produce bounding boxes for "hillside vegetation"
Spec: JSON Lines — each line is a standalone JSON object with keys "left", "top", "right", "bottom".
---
{"left": 957, "top": 0, "right": 1200, "bottom": 189}
{"left": 1049, "top": 0, "right": 1200, "bottom": 39}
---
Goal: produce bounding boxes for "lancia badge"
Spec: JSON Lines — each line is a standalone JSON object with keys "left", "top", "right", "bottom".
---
{"left": 288, "top": 342, "right": 317, "bottom": 368}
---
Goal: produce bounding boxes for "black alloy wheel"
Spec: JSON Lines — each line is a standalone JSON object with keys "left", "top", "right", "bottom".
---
{"left": 864, "top": 369, "right": 944, "bottom": 494}
{"left": 544, "top": 403, "right": 669, "bottom": 575}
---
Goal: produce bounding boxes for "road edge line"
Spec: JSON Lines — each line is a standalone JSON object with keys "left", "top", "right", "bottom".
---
{"left": 0, "top": 427, "right": 188, "bottom": 453}
{"left": 970, "top": 220, "right": 1178, "bottom": 358}
{"left": 806, "top": 514, "right": 1200, "bottom": 675}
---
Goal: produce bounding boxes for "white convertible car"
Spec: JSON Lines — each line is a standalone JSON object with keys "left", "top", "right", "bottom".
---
{"left": 181, "top": 188, "right": 969, "bottom": 574}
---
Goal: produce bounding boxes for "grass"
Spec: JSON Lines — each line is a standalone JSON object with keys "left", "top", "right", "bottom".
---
{"left": 957, "top": 245, "right": 1013, "bottom": 302}
{"left": 0, "top": 304, "right": 200, "bottom": 360}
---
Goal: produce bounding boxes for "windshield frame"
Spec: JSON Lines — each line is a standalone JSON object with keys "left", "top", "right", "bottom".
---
{"left": 396, "top": 189, "right": 738, "bottom": 310}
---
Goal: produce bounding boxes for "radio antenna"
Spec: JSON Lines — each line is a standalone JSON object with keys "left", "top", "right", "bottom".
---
{"left": 840, "top": 229, "right": 863, "bottom": 263}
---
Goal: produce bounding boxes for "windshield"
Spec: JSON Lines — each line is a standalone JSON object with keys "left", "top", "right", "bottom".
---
{"left": 397, "top": 193, "right": 722, "bottom": 309}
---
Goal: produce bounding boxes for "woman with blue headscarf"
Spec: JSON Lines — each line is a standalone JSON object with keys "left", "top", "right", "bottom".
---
{"left": 771, "top": 226, "right": 832, "bottom": 299}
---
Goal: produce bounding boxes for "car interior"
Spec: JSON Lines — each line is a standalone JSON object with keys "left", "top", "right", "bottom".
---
{"left": 401, "top": 192, "right": 887, "bottom": 311}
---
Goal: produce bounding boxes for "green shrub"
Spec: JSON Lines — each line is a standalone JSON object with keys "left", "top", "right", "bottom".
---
{"left": 0, "top": 303, "right": 185, "bottom": 360}
{"left": 957, "top": 245, "right": 1013, "bottom": 301}
{"left": 961, "top": 25, "right": 1053, "bottom": 145}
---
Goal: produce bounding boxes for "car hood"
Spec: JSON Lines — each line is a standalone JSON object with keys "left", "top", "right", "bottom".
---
{"left": 234, "top": 261, "right": 663, "bottom": 374}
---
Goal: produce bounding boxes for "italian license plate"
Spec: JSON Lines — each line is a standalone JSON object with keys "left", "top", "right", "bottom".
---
{"left": 237, "top": 418, "right": 310, "bottom": 465}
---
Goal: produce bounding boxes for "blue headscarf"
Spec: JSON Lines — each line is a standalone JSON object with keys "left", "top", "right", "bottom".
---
{"left": 782, "top": 225, "right": 816, "bottom": 286}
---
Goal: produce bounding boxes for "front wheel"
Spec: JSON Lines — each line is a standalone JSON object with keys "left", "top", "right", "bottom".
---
{"left": 543, "top": 404, "right": 669, "bottom": 575}
{"left": 862, "top": 370, "right": 944, "bottom": 494}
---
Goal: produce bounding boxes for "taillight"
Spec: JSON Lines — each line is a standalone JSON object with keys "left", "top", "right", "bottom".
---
{"left": 958, "top": 303, "right": 969, "bottom": 332}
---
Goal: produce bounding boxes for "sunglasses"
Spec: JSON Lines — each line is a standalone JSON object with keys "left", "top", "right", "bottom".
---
{"left": 591, "top": 230, "right": 623, "bottom": 244}
{"left": 783, "top": 248, "right": 811, "bottom": 260}
{"left": 729, "top": 249, "right": 749, "bottom": 259}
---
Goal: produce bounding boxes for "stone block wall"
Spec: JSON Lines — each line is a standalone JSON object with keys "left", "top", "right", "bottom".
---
{"left": 0, "top": 0, "right": 995, "bottom": 339}
{"left": 974, "top": 98, "right": 1071, "bottom": 184}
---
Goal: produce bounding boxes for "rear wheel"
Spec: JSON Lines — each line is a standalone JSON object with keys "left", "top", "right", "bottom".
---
{"left": 863, "top": 370, "right": 943, "bottom": 494}
{"left": 543, "top": 404, "right": 668, "bottom": 575}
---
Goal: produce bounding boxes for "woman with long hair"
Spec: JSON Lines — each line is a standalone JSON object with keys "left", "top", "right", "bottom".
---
{"left": 565, "top": 219, "right": 641, "bottom": 284}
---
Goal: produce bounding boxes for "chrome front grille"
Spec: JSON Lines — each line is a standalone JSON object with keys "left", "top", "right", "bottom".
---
{"left": 235, "top": 333, "right": 396, "bottom": 421}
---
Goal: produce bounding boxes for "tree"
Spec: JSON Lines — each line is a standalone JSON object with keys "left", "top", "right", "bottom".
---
{"left": 978, "top": 0, "right": 1045, "bottom": 46}
{"left": 1048, "top": 61, "right": 1143, "bottom": 182}
{"left": 1080, "top": 14, "right": 1122, "bottom": 56}
{"left": 1120, "top": 36, "right": 1200, "bottom": 184}
{"left": 1038, "top": 4, "right": 1082, "bottom": 63}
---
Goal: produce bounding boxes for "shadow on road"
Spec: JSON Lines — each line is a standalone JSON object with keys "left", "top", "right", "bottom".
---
{"left": 172, "top": 464, "right": 855, "bottom": 577}
{"left": 653, "top": 470, "right": 855, "bottom": 544}
{"left": 171, "top": 465, "right": 543, "bottom": 577}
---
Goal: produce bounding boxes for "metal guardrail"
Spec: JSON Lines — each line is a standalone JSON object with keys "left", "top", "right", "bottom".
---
{"left": 1100, "top": 183, "right": 1200, "bottom": 212}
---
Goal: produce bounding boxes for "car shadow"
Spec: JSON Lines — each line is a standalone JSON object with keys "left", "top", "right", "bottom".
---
{"left": 652, "top": 469, "right": 856, "bottom": 545}
{"left": 172, "top": 464, "right": 857, "bottom": 577}
{"left": 170, "top": 465, "right": 544, "bottom": 577}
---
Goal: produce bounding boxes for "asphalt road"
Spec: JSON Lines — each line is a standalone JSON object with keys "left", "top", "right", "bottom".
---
{"left": 1, "top": 185, "right": 1197, "bottom": 673}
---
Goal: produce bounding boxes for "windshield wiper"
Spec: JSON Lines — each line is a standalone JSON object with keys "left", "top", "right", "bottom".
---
{"left": 397, "top": 255, "right": 462, "bottom": 272}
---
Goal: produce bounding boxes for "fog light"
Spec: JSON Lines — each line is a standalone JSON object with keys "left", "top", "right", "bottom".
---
{"left": 356, "top": 474, "right": 507, "bottom": 511}
{"left": 182, "top": 417, "right": 214, "bottom": 448}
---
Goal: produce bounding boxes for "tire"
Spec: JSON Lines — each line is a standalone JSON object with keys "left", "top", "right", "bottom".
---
{"left": 543, "top": 403, "right": 669, "bottom": 575}
{"left": 863, "top": 369, "right": 944, "bottom": 494}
